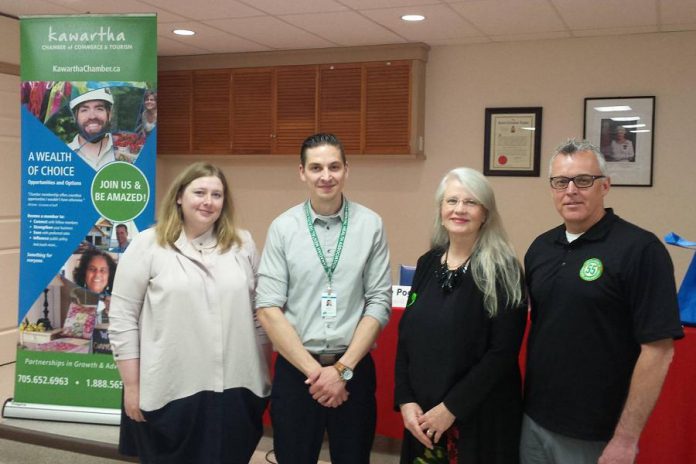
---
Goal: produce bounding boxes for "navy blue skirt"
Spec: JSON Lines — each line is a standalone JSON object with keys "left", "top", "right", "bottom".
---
{"left": 119, "top": 388, "right": 268, "bottom": 464}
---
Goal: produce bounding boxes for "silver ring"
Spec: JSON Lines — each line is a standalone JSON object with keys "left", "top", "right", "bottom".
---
{"left": 428, "top": 429, "right": 434, "bottom": 437}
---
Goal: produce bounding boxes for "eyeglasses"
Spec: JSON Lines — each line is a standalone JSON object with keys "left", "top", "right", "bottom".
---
{"left": 443, "top": 198, "right": 482, "bottom": 208}
{"left": 549, "top": 175, "right": 606, "bottom": 190}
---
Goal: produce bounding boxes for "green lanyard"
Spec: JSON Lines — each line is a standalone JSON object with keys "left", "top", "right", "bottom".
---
{"left": 304, "top": 200, "right": 349, "bottom": 292}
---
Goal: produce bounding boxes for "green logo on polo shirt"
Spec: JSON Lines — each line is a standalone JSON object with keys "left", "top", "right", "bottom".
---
{"left": 579, "top": 258, "right": 603, "bottom": 281}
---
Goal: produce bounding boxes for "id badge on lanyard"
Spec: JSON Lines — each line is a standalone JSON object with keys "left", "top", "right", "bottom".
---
{"left": 305, "top": 201, "right": 349, "bottom": 323}
{"left": 321, "top": 291, "right": 337, "bottom": 320}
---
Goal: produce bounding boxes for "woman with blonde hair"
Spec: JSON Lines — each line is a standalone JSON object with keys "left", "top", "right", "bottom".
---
{"left": 395, "top": 167, "right": 527, "bottom": 463}
{"left": 109, "top": 162, "right": 270, "bottom": 463}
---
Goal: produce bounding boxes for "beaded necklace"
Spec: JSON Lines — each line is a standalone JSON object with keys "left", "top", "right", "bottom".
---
{"left": 436, "top": 249, "right": 471, "bottom": 293}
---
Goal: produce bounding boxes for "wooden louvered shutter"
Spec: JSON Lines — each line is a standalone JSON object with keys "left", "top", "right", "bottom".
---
{"left": 364, "top": 61, "right": 411, "bottom": 154}
{"left": 275, "top": 66, "right": 317, "bottom": 154}
{"left": 192, "top": 69, "right": 231, "bottom": 153}
{"left": 157, "top": 71, "right": 192, "bottom": 154}
{"left": 318, "top": 64, "right": 362, "bottom": 154}
{"left": 231, "top": 68, "right": 273, "bottom": 154}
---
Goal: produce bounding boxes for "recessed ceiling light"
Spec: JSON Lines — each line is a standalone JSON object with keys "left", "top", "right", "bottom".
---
{"left": 173, "top": 29, "right": 195, "bottom": 36}
{"left": 631, "top": 129, "right": 651, "bottom": 133}
{"left": 401, "top": 14, "right": 425, "bottom": 22}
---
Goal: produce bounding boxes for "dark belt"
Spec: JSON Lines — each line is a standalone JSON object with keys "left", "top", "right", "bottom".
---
{"left": 310, "top": 352, "right": 345, "bottom": 366}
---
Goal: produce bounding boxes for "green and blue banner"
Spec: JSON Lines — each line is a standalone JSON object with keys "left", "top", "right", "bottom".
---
{"left": 10, "top": 14, "right": 156, "bottom": 420}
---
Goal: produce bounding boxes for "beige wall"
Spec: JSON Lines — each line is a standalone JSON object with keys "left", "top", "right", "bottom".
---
{"left": 159, "top": 31, "right": 696, "bottom": 285}
{"left": 419, "top": 32, "right": 696, "bottom": 278}
{"left": 2, "top": 19, "right": 695, "bottom": 364}
{"left": 0, "top": 15, "right": 20, "bottom": 364}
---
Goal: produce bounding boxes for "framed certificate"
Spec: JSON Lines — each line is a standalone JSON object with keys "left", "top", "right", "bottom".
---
{"left": 483, "top": 107, "right": 542, "bottom": 177}
{"left": 584, "top": 96, "right": 655, "bottom": 187}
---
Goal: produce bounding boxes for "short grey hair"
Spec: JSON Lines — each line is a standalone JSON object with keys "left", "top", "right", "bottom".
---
{"left": 548, "top": 138, "right": 607, "bottom": 176}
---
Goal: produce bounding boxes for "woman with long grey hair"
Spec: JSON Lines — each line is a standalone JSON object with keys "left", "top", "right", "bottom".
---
{"left": 395, "top": 167, "right": 527, "bottom": 463}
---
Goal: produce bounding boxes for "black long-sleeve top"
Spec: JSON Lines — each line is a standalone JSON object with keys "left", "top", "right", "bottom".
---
{"left": 394, "top": 248, "right": 527, "bottom": 463}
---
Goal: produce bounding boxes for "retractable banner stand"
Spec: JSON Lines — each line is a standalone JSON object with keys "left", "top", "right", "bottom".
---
{"left": 3, "top": 14, "right": 156, "bottom": 424}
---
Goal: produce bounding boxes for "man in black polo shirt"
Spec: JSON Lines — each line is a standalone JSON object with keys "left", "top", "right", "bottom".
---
{"left": 521, "top": 139, "right": 683, "bottom": 464}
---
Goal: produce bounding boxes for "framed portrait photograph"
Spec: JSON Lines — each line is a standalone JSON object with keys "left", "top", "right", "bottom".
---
{"left": 584, "top": 96, "right": 655, "bottom": 187}
{"left": 484, "top": 107, "right": 542, "bottom": 177}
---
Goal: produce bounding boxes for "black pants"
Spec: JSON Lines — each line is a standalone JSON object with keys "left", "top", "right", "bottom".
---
{"left": 271, "top": 354, "right": 377, "bottom": 464}
{"left": 119, "top": 388, "right": 267, "bottom": 464}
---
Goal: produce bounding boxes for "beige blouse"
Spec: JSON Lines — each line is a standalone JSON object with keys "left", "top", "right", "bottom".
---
{"left": 108, "top": 227, "right": 270, "bottom": 411}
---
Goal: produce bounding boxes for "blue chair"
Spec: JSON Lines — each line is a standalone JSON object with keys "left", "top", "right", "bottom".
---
{"left": 399, "top": 265, "right": 416, "bottom": 286}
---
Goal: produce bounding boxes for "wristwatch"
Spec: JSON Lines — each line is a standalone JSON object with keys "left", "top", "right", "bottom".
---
{"left": 333, "top": 361, "right": 354, "bottom": 381}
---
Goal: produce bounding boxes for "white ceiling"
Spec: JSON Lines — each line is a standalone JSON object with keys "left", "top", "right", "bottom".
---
{"left": 2, "top": 0, "right": 696, "bottom": 56}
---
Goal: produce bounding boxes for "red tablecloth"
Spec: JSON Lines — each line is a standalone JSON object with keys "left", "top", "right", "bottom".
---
{"left": 372, "top": 307, "right": 405, "bottom": 438}
{"left": 637, "top": 326, "right": 696, "bottom": 463}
